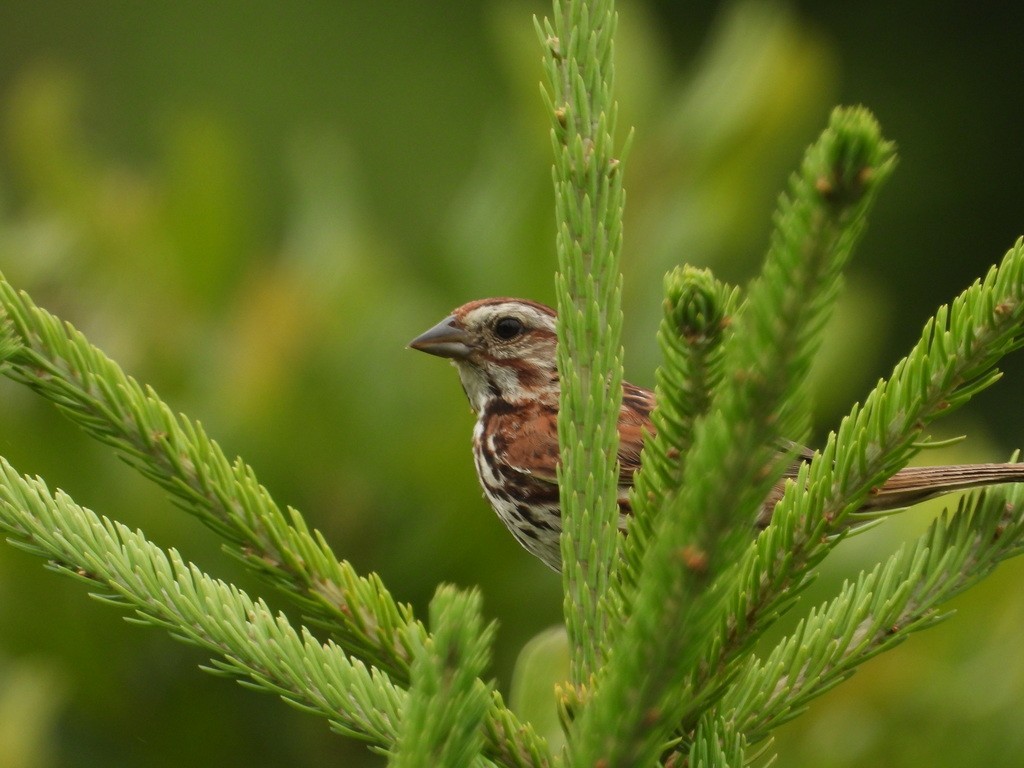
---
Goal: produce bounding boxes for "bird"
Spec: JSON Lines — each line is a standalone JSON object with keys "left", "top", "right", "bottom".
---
{"left": 410, "top": 297, "right": 1024, "bottom": 571}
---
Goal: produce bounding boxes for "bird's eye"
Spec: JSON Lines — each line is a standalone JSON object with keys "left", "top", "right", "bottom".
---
{"left": 493, "top": 316, "right": 525, "bottom": 340}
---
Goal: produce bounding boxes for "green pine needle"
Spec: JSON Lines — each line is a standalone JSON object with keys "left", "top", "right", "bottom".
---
{"left": 570, "top": 106, "right": 896, "bottom": 768}
{"left": 726, "top": 479, "right": 1024, "bottom": 746}
{"left": 618, "top": 267, "right": 738, "bottom": 601}
{"left": 541, "top": 0, "right": 628, "bottom": 687}
{"left": 671, "top": 236, "right": 1024, "bottom": 744}
{"left": 0, "top": 459, "right": 407, "bottom": 750}
{"left": 0, "top": 275, "right": 424, "bottom": 681}
{"left": 393, "top": 586, "right": 496, "bottom": 768}
{"left": 690, "top": 715, "right": 747, "bottom": 768}
{"left": 0, "top": 275, "right": 552, "bottom": 768}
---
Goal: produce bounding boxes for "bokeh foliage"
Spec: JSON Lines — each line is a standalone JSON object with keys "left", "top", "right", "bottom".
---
{"left": 0, "top": 1, "right": 1022, "bottom": 766}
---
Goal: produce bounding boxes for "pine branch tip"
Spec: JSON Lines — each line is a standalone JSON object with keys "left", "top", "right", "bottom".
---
{"left": 0, "top": 316, "right": 22, "bottom": 365}
{"left": 811, "top": 106, "right": 897, "bottom": 207}
{"left": 663, "top": 266, "right": 735, "bottom": 344}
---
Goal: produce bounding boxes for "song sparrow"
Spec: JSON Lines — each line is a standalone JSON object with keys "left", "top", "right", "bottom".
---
{"left": 411, "top": 297, "right": 1024, "bottom": 571}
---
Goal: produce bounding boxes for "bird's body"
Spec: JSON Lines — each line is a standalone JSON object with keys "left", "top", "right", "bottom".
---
{"left": 411, "top": 297, "right": 1024, "bottom": 571}
{"left": 470, "top": 376, "right": 652, "bottom": 566}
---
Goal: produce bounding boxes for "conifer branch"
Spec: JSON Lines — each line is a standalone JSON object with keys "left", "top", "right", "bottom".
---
{"left": 572, "top": 107, "right": 896, "bottom": 768}
{"left": 725, "top": 480, "right": 1024, "bottom": 747}
{"left": 619, "top": 267, "right": 737, "bottom": 599}
{"left": 393, "top": 587, "right": 495, "bottom": 768}
{"left": 0, "top": 317, "right": 21, "bottom": 366}
{"left": 687, "top": 714, "right": 747, "bottom": 768}
{"left": 0, "top": 278, "right": 553, "bottom": 768}
{"left": 539, "top": 0, "right": 628, "bottom": 686}
{"left": 0, "top": 458, "right": 554, "bottom": 767}
{"left": 0, "top": 459, "right": 408, "bottom": 751}
{"left": 674, "top": 236, "right": 1024, "bottom": 736}
{"left": 0, "top": 275, "right": 423, "bottom": 681}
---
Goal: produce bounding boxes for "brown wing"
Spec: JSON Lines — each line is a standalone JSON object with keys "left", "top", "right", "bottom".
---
{"left": 780, "top": 439, "right": 815, "bottom": 478}
{"left": 495, "top": 402, "right": 561, "bottom": 483}
{"left": 497, "top": 382, "right": 656, "bottom": 487}
{"left": 618, "top": 382, "right": 655, "bottom": 483}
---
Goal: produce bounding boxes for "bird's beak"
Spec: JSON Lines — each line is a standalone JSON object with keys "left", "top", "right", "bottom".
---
{"left": 408, "top": 315, "right": 475, "bottom": 359}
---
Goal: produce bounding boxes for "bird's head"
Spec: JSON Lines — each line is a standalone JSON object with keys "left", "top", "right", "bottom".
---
{"left": 409, "top": 298, "right": 559, "bottom": 412}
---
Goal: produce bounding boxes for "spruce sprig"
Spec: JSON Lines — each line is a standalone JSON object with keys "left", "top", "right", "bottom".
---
{"left": 393, "top": 587, "right": 496, "bottom": 768}
{"left": 672, "top": 236, "right": 1024, "bottom": 740}
{"left": 690, "top": 714, "right": 747, "bottom": 768}
{"left": 727, "top": 479, "right": 1024, "bottom": 746}
{"left": 539, "top": 0, "right": 629, "bottom": 687}
{"left": 570, "top": 106, "right": 896, "bottom": 768}
{"left": 0, "top": 460, "right": 408, "bottom": 751}
{"left": 618, "top": 267, "right": 738, "bottom": 599}
{"left": 0, "top": 276, "right": 423, "bottom": 681}
{"left": 0, "top": 277, "right": 553, "bottom": 768}
{"left": 0, "top": 3, "right": 1023, "bottom": 764}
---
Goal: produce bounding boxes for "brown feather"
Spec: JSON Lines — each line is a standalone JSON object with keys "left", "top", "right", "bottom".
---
{"left": 493, "top": 384, "right": 655, "bottom": 487}
{"left": 617, "top": 382, "right": 655, "bottom": 481}
{"left": 862, "top": 464, "right": 1024, "bottom": 510}
{"left": 494, "top": 402, "right": 560, "bottom": 484}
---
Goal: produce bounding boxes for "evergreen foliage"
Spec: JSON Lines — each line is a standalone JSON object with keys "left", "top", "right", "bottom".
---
{"left": 618, "top": 268, "right": 737, "bottom": 606}
{"left": 0, "top": 1, "right": 1022, "bottom": 766}
{"left": 539, "top": 0, "right": 628, "bottom": 686}
{"left": 568, "top": 105, "right": 896, "bottom": 768}
{"left": 393, "top": 587, "right": 495, "bottom": 768}
{"left": 0, "top": 274, "right": 551, "bottom": 768}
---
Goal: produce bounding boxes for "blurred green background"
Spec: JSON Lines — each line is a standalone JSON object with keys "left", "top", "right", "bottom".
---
{"left": 0, "top": 1, "right": 1023, "bottom": 766}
